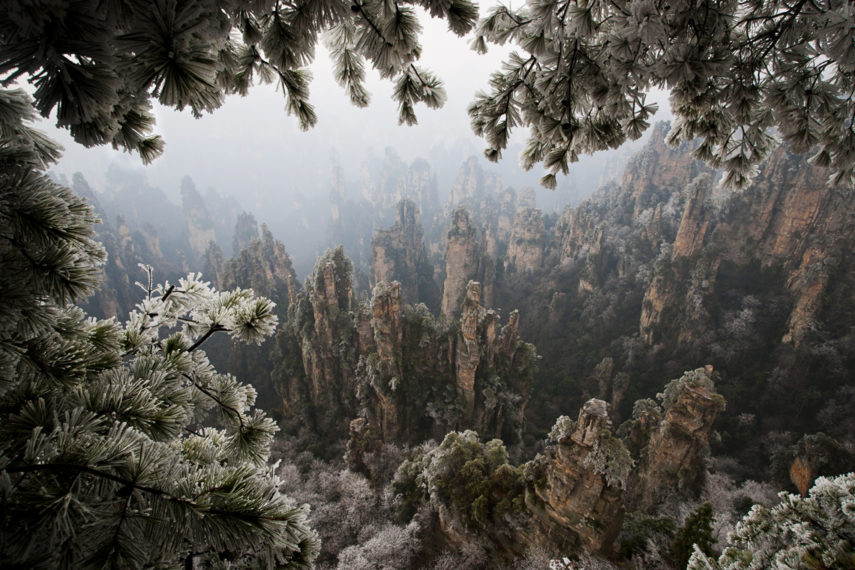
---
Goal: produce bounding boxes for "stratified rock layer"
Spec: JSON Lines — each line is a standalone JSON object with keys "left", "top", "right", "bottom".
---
{"left": 523, "top": 400, "right": 626, "bottom": 554}
{"left": 626, "top": 366, "right": 725, "bottom": 512}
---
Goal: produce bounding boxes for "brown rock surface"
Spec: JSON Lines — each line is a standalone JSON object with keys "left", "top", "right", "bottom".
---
{"left": 672, "top": 176, "right": 713, "bottom": 258}
{"left": 627, "top": 367, "right": 725, "bottom": 512}
{"left": 456, "top": 281, "right": 483, "bottom": 417}
{"left": 371, "top": 199, "right": 437, "bottom": 307}
{"left": 441, "top": 208, "right": 481, "bottom": 316}
{"left": 279, "top": 254, "right": 534, "bottom": 446}
{"left": 523, "top": 400, "right": 627, "bottom": 554}
{"left": 507, "top": 207, "right": 545, "bottom": 272}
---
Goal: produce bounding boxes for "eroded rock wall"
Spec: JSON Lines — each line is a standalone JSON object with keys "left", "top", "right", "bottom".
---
{"left": 278, "top": 250, "right": 535, "bottom": 447}
{"left": 625, "top": 366, "right": 725, "bottom": 512}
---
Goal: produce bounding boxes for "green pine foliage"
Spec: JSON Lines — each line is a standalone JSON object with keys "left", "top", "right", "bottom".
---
{"left": 0, "top": 0, "right": 478, "bottom": 161}
{"left": 392, "top": 431, "right": 526, "bottom": 531}
{"left": 469, "top": 0, "right": 855, "bottom": 188}
{"left": 0, "top": 88, "right": 318, "bottom": 568}
{"left": 688, "top": 473, "right": 855, "bottom": 570}
{"left": 671, "top": 502, "right": 716, "bottom": 569}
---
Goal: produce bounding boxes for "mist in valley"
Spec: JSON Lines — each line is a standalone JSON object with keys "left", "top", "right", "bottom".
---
{"left": 7, "top": 2, "right": 855, "bottom": 568}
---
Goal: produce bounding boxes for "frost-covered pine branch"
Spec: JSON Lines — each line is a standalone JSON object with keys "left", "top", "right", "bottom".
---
{"left": 0, "top": 0, "right": 479, "bottom": 161}
{"left": 469, "top": 0, "right": 855, "bottom": 189}
{"left": 0, "top": 90, "right": 318, "bottom": 567}
{"left": 688, "top": 472, "right": 855, "bottom": 569}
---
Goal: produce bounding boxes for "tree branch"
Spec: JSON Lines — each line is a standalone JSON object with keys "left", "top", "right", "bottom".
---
{"left": 187, "top": 324, "right": 228, "bottom": 353}
{"left": 182, "top": 372, "right": 246, "bottom": 430}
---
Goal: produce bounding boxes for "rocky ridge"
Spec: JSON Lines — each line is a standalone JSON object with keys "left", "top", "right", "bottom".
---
{"left": 277, "top": 248, "right": 535, "bottom": 449}
{"left": 396, "top": 369, "right": 725, "bottom": 561}
{"left": 371, "top": 199, "right": 438, "bottom": 308}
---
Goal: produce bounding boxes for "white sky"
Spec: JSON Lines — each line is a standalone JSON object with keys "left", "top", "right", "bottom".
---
{"left": 42, "top": 11, "right": 512, "bottom": 197}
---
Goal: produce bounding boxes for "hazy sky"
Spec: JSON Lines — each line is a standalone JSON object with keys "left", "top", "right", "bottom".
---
{"left": 39, "top": 6, "right": 671, "bottom": 210}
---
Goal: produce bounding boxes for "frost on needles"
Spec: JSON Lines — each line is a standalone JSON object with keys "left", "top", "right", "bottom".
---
{"left": 0, "top": 88, "right": 318, "bottom": 568}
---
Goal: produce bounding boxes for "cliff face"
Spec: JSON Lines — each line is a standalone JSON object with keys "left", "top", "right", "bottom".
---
{"left": 522, "top": 400, "right": 627, "bottom": 555}
{"left": 86, "top": 214, "right": 174, "bottom": 318}
{"left": 371, "top": 200, "right": 437, "bottom": 306}
{"left": 556, "top": 203, "right": 604, "bottom": 265}
{"left": 181, "top": 178, "right": 217, "bottom": 260}
{"left": 396, "top": 368, "right": 725, "bottom": 563}
{"left": 625, "top": 367, "right": 725, "bottom": 512}
{"left": 362, "top": 278, "right": 533, "bottom": 445}
{"left": 672, "top": 176, "right": 713, "bottom": 258}
{"left": 639, "top": 144, "right": 855, "bottom": 348}
{"left": 73, "top": 177, "right": 188, "bottom": 319}
{"left": 484, "top": 188, "right": 517, "bottom": 258}
{"left": 360, "top": 150, "right": 438, "bottom": 221}
{"left": 221, "top": 224, "right": 298, "bottom": 311}
{"left": 216, "top": 224, "right": 300, "bottom": 410}
{"left": 277, "top": 249, "right": 536, "bottom": 448}
{"left": 232, "top": 212, "right": 259, "bottom": 256}
{"left": 73, "top": 171, "right": 242, "bottom": 320}
{"left": 278, "top": 247, "right": 357, "bottom": 436}
{"left": 401, "top": 158, "right": 439, "bottom": 218}
{"left": 445, "top": 159, "right": 534, "bottom": 263}
{"left": 441, "top": 208, "right": 481, "bottom": 316}
{"left": 448, "top": 157, "right": 503, "bottom": 213}
{"left": 618, "top": 123, "right": 709, "bottom": 224}
{"left": 507, "top": 207, "right": 545, "bottom": 272}
{"left": 492, "top": 124, "right": 855, "bottom": 480}
{"left": 710, "top": 146, "right": 851, "bottom": 347}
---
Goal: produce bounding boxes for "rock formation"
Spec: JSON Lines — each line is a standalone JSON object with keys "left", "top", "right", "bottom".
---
{"left": 638, "top": 143, "right": 855, "bottom": 348}
{"left": 625, "top": 366, "right": 725, "bottom": 512}
{"left": 72, "top": 173, "right": 191, "bottom": 320}
{"left": 221, "top": 223, "right": 299, "bottom": 311}
{"left": 401, "top": 158, "right": 439, "bottom": 218}
{"left": 181, "top": 177, "right": 217, "bottom": 259}
{"left": 371, "top": 200, "right": 437, "bottom": 306}
{"left": 215, "top": 224, "right": 301, "bottom": 410}
{"left": 618, "top": 122, "right": 710, "bottom": 223}
{"left": 277, "top": 248, "right": 535, "bottom": 447}
{"left": 507, "top": 207, "right": 545, "bottom": 272}
{"left": 232, "top": 211, "right": 259, "bottom": 256}
{"left": 360, "top": 150, "right": 438, "bottom": 220}
{"left": 522, "top": 400, "right": 628, "bottom": 554}
{"left": 395, "top": 368, "right": 726, "bottom": 562}
{"left": 448, "top": 157, "right": 503, "bottom": 213}
{"left": 672, "top": 176, "right": 713, "bottom": 258}
{"left": 483, "top": 188, "right": 517, "bottom": 258}
{"left": 441, "top": 208, "right": 481, "bottom": 316}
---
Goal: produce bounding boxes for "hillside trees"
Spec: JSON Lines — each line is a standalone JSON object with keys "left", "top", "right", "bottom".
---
{"left": 0, "top": 89, "right": 318, "bottom": 567}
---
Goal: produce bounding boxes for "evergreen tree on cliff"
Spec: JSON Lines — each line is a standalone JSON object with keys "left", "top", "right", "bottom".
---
{"left": 0, "top": 90, "right": 318, "bottom": 566}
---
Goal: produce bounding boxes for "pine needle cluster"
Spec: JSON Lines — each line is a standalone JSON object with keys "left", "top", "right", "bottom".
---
{"left": 0, "top": 88, "right": 318, "bottom": 568}
{"left": 0, "top": 0, "right": 480, "bottom": 161}
{"left": 468, "top": 0, "right": 855, "bottom": 188}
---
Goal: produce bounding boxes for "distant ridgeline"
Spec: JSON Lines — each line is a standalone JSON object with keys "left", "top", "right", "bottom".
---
{"left": 73, "top": 121, "right": 855, "bottom": 512}
{"left": 66, "top": 169, "right": 242, "bottom": 321}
